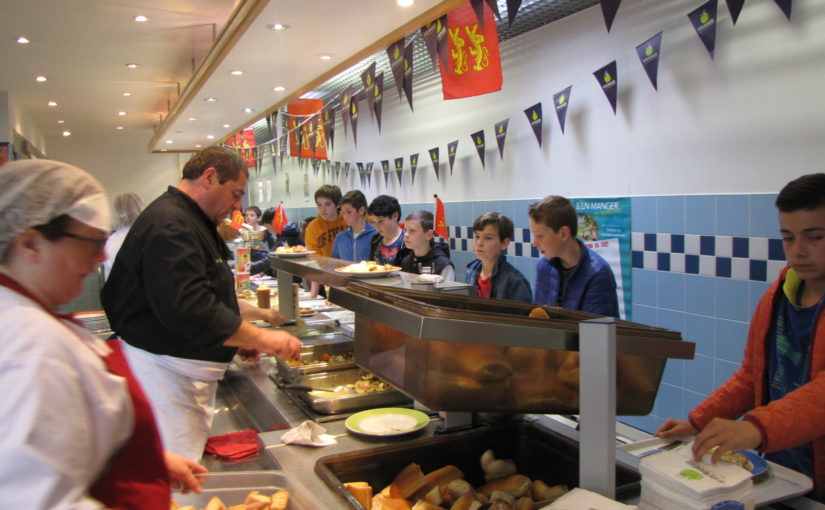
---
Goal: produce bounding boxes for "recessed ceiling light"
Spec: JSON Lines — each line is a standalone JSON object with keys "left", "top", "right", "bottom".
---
{"left": 118, "top": 111, "right": 126, "bottom": 116}
{"left": 243, "top": 107, "right": 253, "bottom": 113}
{"left": 57, "top": 120, "right": 65, "bottom": 124}
{"left": 273, "top": 86, "right": 285, "bottom": 92}
{"left": 188, "top": 117, "right": 197, "bottom": 121}
{"left": 62, "top": 130, "right": 71, "bottom": 137}
{"left": 195, "top": 144, "right": 202, "bottom": 148}
{"left": 17, "top": 36, "right": 30, "bottom": 44}
{"left": 205, "top": 97, "right": 217, "bottom": 102}
{"left": 126, "top": 63, "right": 138, "bottom": 69}
{"left": 397, "top": 0, "right": 414, "bottom": 6}
{"left": 269, "top": 23, "right": 288, "bottom": 31}
{"left": 116, "top": 126, "right": 124, "bottom": 130}
{"left": 222, "top": 124, "right": 230, "bottom": 128}
{"left": 134, "top": 15, "right": 148, "bottom": 22}
{"left": 165, "top": 140, "right": 174, "bottom": 144}
{"left": 161, "top": 148, "right": 167, "bottom": 152}
{"left": 47, "top": 101, "right": 58, "bottom": 107}
{"left": 122, "top": 92, "right": 132, "bottom": 97}
{"left": 206, "top": 135, "right": 215, "bottom": 140}
{"left": 35, "top": 75, "right": 47, "bottom": 82}
{"left": 230, "top": 70, "right": 243, "bottom": 76}
{"left": 318, "top": 54, "right": 334, "bottom": 60}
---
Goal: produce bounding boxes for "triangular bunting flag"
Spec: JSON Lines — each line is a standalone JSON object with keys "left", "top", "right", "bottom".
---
{"left": 410, "top": 154, "right": 419, "bottom": 185}
{"left": 324, "top": 106, "right": 335, "bottom": 153}
{"left": 350, "top": 95, "right": 359, "bottom": 147}
{"left": 309, "top": 115, "right": 319, "bottom": 154}
{"left": 434, "top": 195, "right": 448, "bottom": 239}
{"left": 435, "top": 15, "right": 449, "bottom": 70}
{"left": 726, "top": 0, "right": 745, "bottom": 24}
{"left": 429, "top": 147, "right": 440, "bottom": 181}
{"left": 344, "top": 162, "right": 350, "bottom": 180}
{"left": 357, "top": 162, "right": 365, "bottom": 188}
{"left": 524, "top": 103, "right": 543, "bottom": 146}
{"left": 361, "top": 62, "right": 376, "bottom": 120}
{"left": 335, "top": 161, "right": 341, "bottom": 181}
{"left": 486, "top": 0, "right": 501, "bottom": 20}
{"left": 366, "top": 162, "right": 374, "bottom": 187}
{"left": 593, "top": 61, "right": 618, "bottom": 114}
{"left": 599, "top": 0, "right": 621, "bottom": 32}
{"left": 774, "top": 0, "right": 791, "bottom": 20}
{"left": 312, "top": 158, "right": 320, "bottom": 177}
{"left": 494, "top": 119, "right": 508, "bottom": 159}
{"left": 387, "top": 38, "right": 405, "bottom": 102}
{"left": 471, "top": 0, "right": 486, "bottom": 30}
{"left": 374, "top": 72, "right": 384, "bottom": 133}
{"left": 403, "top": 42, "right": 414, "bottom": 112}
{"left": 471, "top": 130, "right": 486, "bottom": 168}
{"left": 395, "top": 157, "right": 404, "bottom": 186}
{"left": 420, "top": 21, "right": 440, "bottom": 71}
{"left": 636, "top": 32, "right": 663, "bottom": 90}
{"left": 687, "top": 0, "right": 718, "bottom": 59}
{"left": 381, "top": 160, "right": 390, "bottom": 187}
{"left": 447, "top": 140, "right": 459, "bottom": 174}
{"left": 341, "top": 87, "right": 352, "bottom": 139}
{"left": 506, "top": 0, "right": 522, "bottom": 27}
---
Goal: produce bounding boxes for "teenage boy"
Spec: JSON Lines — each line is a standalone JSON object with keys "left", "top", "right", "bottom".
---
{"left": 331, "top": 190, "right": 377, "bottom": 262}
{"left": 244, "top": 206, "right": 266, "bottom": 231}
{"left": 400, "top": 210, "right": 455, "bottom": 281}
{"left": 304, "top": 185, "right": 347, "bottom": 298}
{"left": 466, "top": 212, "right": 532, "bottom": 302}
{"left": 657, "top": 173, "right": 825, "bottom": 500}
{"left": 368, "top": 194, "right": 410, "bottom": 266}
{"left": 528, "top": 195, "right": 618, "bottom": 317}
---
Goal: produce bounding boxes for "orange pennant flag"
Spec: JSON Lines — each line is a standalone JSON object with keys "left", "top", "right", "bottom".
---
{"left": 230, "top": 210, "right": 244, "bottom": 230}
{"left": 273, "top": 202, "right": 289, "bottom": 235}
{"left": 434, "top": 194, "right": 448, "bottom": 239}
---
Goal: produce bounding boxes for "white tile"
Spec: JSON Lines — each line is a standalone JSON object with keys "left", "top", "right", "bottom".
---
{"left": 631, "top": 232, "right": 645, "bottom": 251}
{"left": 767, "top": 261, "right": 788, "bottom": 282}
{"left": 507, "top": 243, "right": 516, "bottom": 256}
{"left": 671, "top": 253, "right": 685, "bottom": 273}
{"left": 749, "top": 237, "right": 768, "bottom": 260}
{"left": 732, "top": 258, "right": 749, "bottom": 280}
{"left": 657, "top": 233, "right": 672, "bottom": 253}
{"left": 716, "top": 236, "right": 733, "bottom": 258}
{"left": 685, "top": 234, "right": 701, "bottom": 255}
{"left": 644, "top": 251, "right": 658, "bottom": 270}
{"left": 699, "top": 255, "right": 716, "bottom": 276}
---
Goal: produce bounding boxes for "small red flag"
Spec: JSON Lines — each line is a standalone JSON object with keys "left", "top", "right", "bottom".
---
{"left": 230, "top": 210, "right": 244, "bottom": 230}
{"left": 273, "top": 202, "right": 289, "bottom": 235}
{"left": 434, "top": 195, "right": 448, "bottom": 239}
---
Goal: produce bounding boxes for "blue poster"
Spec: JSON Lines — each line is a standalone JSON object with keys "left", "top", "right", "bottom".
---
{"left": 573, "top": 197, "right": 632, "bottom": 320}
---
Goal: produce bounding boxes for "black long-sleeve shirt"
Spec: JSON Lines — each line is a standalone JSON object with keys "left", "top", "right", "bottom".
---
{"left": 101, "top": 186, "right": 242, "bottom": 362}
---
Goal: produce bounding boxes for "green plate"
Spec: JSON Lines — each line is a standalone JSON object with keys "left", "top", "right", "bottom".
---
{"left": 345, "top": 408, "right": 429, "bottom": 437}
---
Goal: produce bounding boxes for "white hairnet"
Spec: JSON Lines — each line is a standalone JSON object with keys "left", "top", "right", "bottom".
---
{"left": 0, "top": 159, "right": 110, "bottom": 260}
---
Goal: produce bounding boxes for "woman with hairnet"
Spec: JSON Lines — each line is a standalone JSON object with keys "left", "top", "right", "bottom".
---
{"left": 0, "top": 160, "right": 204, "bottom": 508}
{"left": 103, "top": 192, "right": 144, "bottom": 280}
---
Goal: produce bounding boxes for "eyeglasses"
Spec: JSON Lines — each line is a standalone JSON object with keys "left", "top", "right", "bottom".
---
{"left": 57, "top": 231, "right": 109, "bottom": 249}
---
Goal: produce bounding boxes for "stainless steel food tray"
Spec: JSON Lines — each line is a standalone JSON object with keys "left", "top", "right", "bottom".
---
{"left": 276, "top": 335, "right": 355, "bottom": 381}
{"left": 173, "top": 471, "right": 321, "bottom": 509}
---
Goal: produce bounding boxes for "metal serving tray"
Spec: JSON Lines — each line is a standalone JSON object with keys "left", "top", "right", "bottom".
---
{"left": 173, "top": 471, "right": 321, "bottom": 509}
{"left": 281, "top": 367, "right": 412, "bottom": 415}
{"left": 275, "top": 334, "right": 355, "bottom": 382}
{"left": 315, "top": 420, "right": 640, "bottom": 509}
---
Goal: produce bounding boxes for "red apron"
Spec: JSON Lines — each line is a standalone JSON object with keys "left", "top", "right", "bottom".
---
{"left": 0, "top": 274, "right": 170, "bottom": 509}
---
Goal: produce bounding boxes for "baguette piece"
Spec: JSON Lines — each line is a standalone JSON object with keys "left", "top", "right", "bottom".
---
{"left": 450, "top": 494, "right": 482, "bottom": 510}
{"left": 204, "top": 497, "right": 227, "bottom": 510}
{"left": 372, "top": 495, "right": 412, "bottom": 510}
{"left": 411, "top": 465, "right": 464, "bottom": 501}
{"left": 388, "top": 463, "right": 426, "bottom": 499}
{"left": 411, "top": 501, "right": 443, "bottom": 510}
{"left": 345, "top": 481, "right": 374, "bottom": 510}
{"left": 530, "top": 480, "right": 568, "bottom": 502}
{"left": 478, "top": 474, "right": 531, "bottom": 498}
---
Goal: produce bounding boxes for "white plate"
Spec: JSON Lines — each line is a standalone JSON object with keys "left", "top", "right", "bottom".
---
{"left": 273, "top": 250, "right": 315, "bottom": 258}
{"left": 334, "top": 266, "right": 401, "bottom": 278}
{"left": 345, "top": 408, "right": 429, "bottom": 437}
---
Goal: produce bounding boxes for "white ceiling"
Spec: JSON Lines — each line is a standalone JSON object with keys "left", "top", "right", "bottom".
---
{"left": 1, "top": 0, "right": 457, "bottom": 154}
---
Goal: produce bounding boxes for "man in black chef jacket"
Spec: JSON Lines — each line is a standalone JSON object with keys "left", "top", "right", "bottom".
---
{"left": 102, "top": 146, "right": 301, "bottom": 461}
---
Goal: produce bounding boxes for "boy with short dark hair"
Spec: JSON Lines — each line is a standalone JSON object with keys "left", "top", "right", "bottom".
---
{"left": 367, "top": 194, "right": 409, "bottom": 266}
{"left": 657, "top": 173, "right": 825, "bottom": 500}
{"left": 528, "top": 195, "right": 618, "bottom": 317}
{"left": 331, "top": 190, "right": 377, "bottom": 262}
{"left": 400, "top": 210, "right": 455, "bottom": 281}
{"left": 466, "top": 212, "right": 532, "bottom": 302}
{"left": 304, "top": 185, "right": 347, "bottom": 297}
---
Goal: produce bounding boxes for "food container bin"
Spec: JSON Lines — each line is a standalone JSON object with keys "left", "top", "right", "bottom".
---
{"left": 315, "top": 420, "right": 641, "bottom": 509}
{"left": 275, "top": 334, "right": 355, "bottom": 381}
{"left": 330, "top": 283, "right": 694, "bottom": 415}
{"left": 173, "top": 471, "right": 321, "bottom": 509}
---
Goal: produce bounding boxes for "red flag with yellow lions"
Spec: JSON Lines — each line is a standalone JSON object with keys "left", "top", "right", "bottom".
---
{"left": 434, "top": 195, "right": 448, "bottom": 239}
{"left": 440, "top": 1, "right": 502, "bottom": 100}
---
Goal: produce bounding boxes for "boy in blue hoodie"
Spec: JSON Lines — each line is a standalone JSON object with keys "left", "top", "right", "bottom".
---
{"left": 465, "top": 212, "right": 532, "bottom": 302}
{"left": 331, "top": 190, "right": 377, "bottom": 262}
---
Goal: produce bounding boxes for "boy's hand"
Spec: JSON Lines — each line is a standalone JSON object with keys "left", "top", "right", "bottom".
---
{"left": 656, "top": 418, "right": 697, "bottom": 439}
{"left": 691, "top": 418, "right": 762, "bottom": 464}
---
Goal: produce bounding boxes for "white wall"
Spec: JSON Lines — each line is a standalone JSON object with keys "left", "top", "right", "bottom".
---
{"left": 249, "top": 0, "right": 825, "bottom": 210}
{"left": 0, "top": 92, "right": 10, "bottom": 143}
{"left": 8, "top": 93, "right": 47, "bottom": 156}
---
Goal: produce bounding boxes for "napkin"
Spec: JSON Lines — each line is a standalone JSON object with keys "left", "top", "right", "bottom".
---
{"left": 281, "top": 420, "right": 337, "bottom": 447}
{"left": 543, "top": 488, "right": 638, "bottom": 509}
{"left": 417, "top": 274, "right": 443, "bottom": 283}
{"left": 204, "top": 429, "right": 260, "bottom": 459}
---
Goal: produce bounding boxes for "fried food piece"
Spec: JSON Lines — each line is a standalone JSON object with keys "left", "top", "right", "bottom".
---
{"left": 345, "top": 482, "right": 374, "bottom": 510}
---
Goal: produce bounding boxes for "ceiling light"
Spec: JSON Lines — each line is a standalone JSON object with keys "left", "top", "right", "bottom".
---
{"left": 118, "top": 111, "right": 126, "bottom": 116}
{"left": 165, "top": 140, "right": 174, "bottom": 144}
{"left": 230, "top": 70, "right": 243, "bottom": 76}
{"left": 188, "top": 117, "right": 197, "bottom": 121}
{"left": 161, "top": 149, "right": 167, "bottom": 152}
{"left": 273, "top": 86, "right": 285, "bottom": 92}
{"left": 57, "top": 120, "right": 65, "bottom": 124}
{"left": 17, "top": 36, "right": 30, "bottom": 44}
{"left": 116, "top": 126, "right": 124, "bottom": 130}
{"left": 195, "top": 144, "right": 202, "bottom": 148}
{"left": 35, "top": 75, "right": 47, "bottom": 82}
{"left": 397, "top": 0, "right": 414, "bottom": 6}
{"left": 205, "top": 97, "right": 217, "bottom": 102}
{"left": 222, "top": 124, "right": 230, "bottom": 128}
{"left": 243, "top": 107, "right": 253, "bottom": 113}
{"left": 62, "top": 130, "right": 71, "bottom": 137}
{"left": 206, "top": 135, "right": 215, "bottom": 140}
{"left": 122, "top": 92, "right": 132, "bottom": 97}
{"left": 126, "top": 63, "right": 138, "bottom": 69}
{"left": 269, "top": 23, "right": 288, "bottom": 31}
{"left": 47, "top": 101, "right": 58, "bottom": 107}
{"left": 134, "top": 15, "right": 148, "bottom": 22}
{"left": 318, "top": 54, "right": 333, "bottom": 60}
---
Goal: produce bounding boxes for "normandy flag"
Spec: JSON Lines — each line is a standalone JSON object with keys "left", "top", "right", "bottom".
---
{"left": 726, "top": 0, "right": 745, "bottom": 24}
{"left": 350, "top": 95, "right": 360, "bottom": 147}
{"left": 593, "top": 61, "right": 618, "bottom": 114}
{"left": 774, "top": 0, "right": 791, "bottom": 20}
{"left": 494, "top": 119, "right": 508, "bottom": 159}
{"left": 374, "top": 72, "right": 385, "bottom": 133}
{"left": 230, "top": 210, "right": 244, "bottom": 231}
{"left": 600, "top": 0, "right": 622, "bottom": 32}
{"left": 434, "top": 195, "right": 448, "bottom": 239}
{"left": 441, "top": 1, "right": 503, "bottom": 100}
{"left": 471, "top": 130, "right": 486, "bottom": 168}
{"left": 447, "top": 140, "right": 459, "bottom": 174}
{"left": 361, "top": 62, "right": 377, "bottom": 120}
{"left": 636, "top": 32, "right": 663, "bottom": 90}
{"left": 429, "top": 147, "right": 441, "bottom": 181}
{"left": 382, "top": 160, "right": 390, "bottom": 187}
{"left": 553, "top": 88, "right": 571, "bottom": 134}
{"left": 387, "top": 38, "right": 405, "bottom": 102}
{"left": 410, "top": 153, "right": 420, "bottom": 184}
{"left": 366, "top": 162, "right": 374, "bottom": 187}
{"left": 273, "top": 202, "right": 289, "bottom": 235}
{"left": 524, "top": 103, "right": 543, "bottom": 146}
{"left": 357, "top": 162, "right": 366, "bottom": 188}
{"left": 687, "top": 0, "right": 718, "bottom": 59}
{"left": 394, "top": 157, "right": 404, "bottom": 186}
{"left": 340, "top": 86, "right": 352, "bottom": 138}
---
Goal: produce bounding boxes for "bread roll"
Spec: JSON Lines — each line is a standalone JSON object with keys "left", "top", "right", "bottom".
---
{"left": 388, "top": 463, "right": 426, "bottom": 499}
{"left": 345, "top": 482, "right": 373, "bottom": 510}
{"left": 515, "top": 496, "right": 533, "bottom": 510}
{"left": 421, "top": 485, "right": 443, "bottom": 506}
{"left": 372, "top": 495, "right": 412, "bottom": 510}
{"left": 530, "top": 480, "right": 568, "bottom": 502}
{"left": 440, "top": 479, "right": 474, "bottom": 506}
{"left": 410, "top": 465, "right": 464, "bottom": 501}
{"left": 411, "top": 501, "right": 442, "bottom": 510}
{"left": 205, "top": 497, "right": 227, "bottom": 510}
{"left": 449, "top": 494, "right": 482, "bottom": 510}
{"left": 478, "top": 474, "right": 531, "bottom": 498}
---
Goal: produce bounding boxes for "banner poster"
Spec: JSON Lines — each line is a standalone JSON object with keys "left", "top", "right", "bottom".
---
{"left": 357, "top": 162, "right": 366, "bottom": 188}
{"left": 429, "top": 147, "right": 441, "bottom": 181}
{"left": 285, "top": 172, "right": 291, "bottom": 199}
{"left": 726, "top": 0, "right": 745, "bottom": 24}
{"left": 573, "top": 197, "right": 632, "bottom": 320}
{"left": 774, "top": 0, "right": 791, "bottom": 20}
{"left": 349, "top": 95, "right": 359, "bottom": 147}
{"left": 403, "top": 42, "right": 414, "bottom": 111}
{"left": 387, "top": 38, "right": 405, "bottom": 101}
{"left": 382, "top": 160, "right": 390, "bottom": 187}
{"left": 314, "top": 115, "right": 329, "bottom": 159}
{"left": 636, "top": 32, "right": 663, "bottom": 91}
{"left": 435, "top": 15, "right": 449, "bottom": 69}
{"left": 441, "top": 1, "right": 502, "bottom": 100}
{"left": 447, "top": 140, "right": 459, "bottom": 174}
{"left": 494, "top": 119, "right": 508, "bottom": 158}
{"left": 471, "top": 129, "right": 486, "bottom": 167}
{"left": 687, "top": 0, "right": 718, "bottom": 59}
{"left": 287, "top": 99, "right": 323, "bottom": 158}
{"left": 506, "top": 0, "right": 522, "bottom": 26}
{"left": 420, "top": 21, "right": 439, "bottom": 71}
{"left": 265, "top": 180, "right": 272, "bottom": 202}
{"left": 361, "top": 62, "right": 376, "bottom": 120}
{"left": 524, "top": 103, "right": 543, "bottom": 146}
{"left": 366, "top": 162, "right": 374, "bottom": 187}
{"left": 394, "top": 157, "right": 404, "bottom": 186}
{"left": 410, "top": 153, "right": 420, "bottom": 184}
{"left": 593, "top": 61, "right": 618, "bottom": 114}
{"left": 374, "top": 72, "right": 384, "bottom": 133}
{"left": 341, "top": 87, "right": 352, "bottom": 139}
{"left": 600, "top": 0, "right": 622, "bottom": 32}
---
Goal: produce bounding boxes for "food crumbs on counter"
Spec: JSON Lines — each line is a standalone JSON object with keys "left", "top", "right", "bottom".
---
{"left": 171, "top": 489, "right": 288, "bottom": 510}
